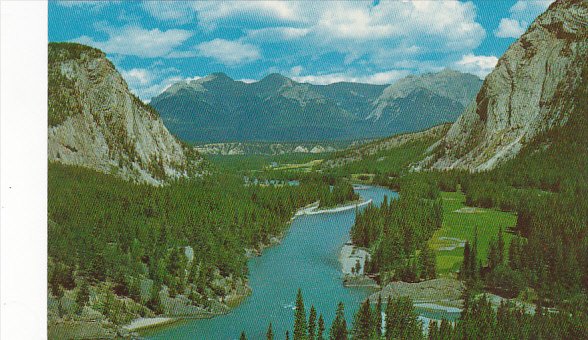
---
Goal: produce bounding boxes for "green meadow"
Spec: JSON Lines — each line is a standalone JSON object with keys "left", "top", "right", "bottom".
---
{"left": 430, "top": 191, "right": 516, "bottom": 276}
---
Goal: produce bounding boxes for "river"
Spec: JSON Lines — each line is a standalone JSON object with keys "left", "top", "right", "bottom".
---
{"left": 142, "top": 186, "right": 457, "bottom": 339}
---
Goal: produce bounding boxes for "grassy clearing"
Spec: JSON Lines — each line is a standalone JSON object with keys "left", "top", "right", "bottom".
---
{"left": 272, "top": 159, "right": 323, "bottom": 171}
{"left": 429, "top": 191, "right": 516, "bottom": 276}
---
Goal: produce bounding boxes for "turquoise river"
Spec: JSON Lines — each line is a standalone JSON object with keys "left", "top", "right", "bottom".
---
{"left": 143, "top": 186, "right": 459, "bottom": 339}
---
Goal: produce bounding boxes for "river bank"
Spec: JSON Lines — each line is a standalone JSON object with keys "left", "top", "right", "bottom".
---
{"left": 132, "top": 198, "right": 373, "bottom": 336}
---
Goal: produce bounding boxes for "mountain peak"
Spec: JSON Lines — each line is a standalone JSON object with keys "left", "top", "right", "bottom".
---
{"left": 208, "top": 72, "right": 234, "bottom": 82}
{"left": 258, "top": 73, "right": 294, "bottom": 86}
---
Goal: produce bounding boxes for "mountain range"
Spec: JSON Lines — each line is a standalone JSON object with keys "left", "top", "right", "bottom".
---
{"left": 150, "top": 70, "right": 482, "bottom": 142}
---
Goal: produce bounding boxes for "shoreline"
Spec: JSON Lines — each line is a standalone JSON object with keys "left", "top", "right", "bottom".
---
{"left": 131, "top": 196, "right": 371, "bottom": 335}
{"left": 300, "top": 198, "right": 372, "bottom": 215}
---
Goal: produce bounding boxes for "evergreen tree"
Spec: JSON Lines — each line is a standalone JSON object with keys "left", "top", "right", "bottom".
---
{"left": 497, "top": 227, "right": 505, "bottom": 266}
{"left": 330, "top": 302, "right": 347, "bottom": 340}
{"left": 352, "top": 299, "right": 372, "bottom": 339}
{"left": 470, "top": 227, "right": 479, "bottom": 280}
{"left": 240, "top": 331, "right": 247, "bottom": 340}
{"left": 438, "top": 319, "right": 452, "bottom": 339}
{"left": 317, "top": 314, "right": 325, "bottom": 340}
{"left": 146, "top": 282, "right": 163, "bottom": 314}
{"left": 460, "top": 241, "right": 471, "bottom": 280}
{"left": 294, "top": 288, "right": 308, "bottom": 340}
{"left": 385, "top": 296, "right": 422, "bottom": 340}
{"left": 419, "top": 244, "right": 436, "bottom": 280}
{"left": 266, "top": 322, "right": 274, "bottom": 340}
{"left": 308, "top": 305, "right": 317, "bottom": 339}
{"left": 76, "top": 279, "right": 90, "bottom": 314}
{"left": 286, "top": 330, "right": 290, "bottom": 340}
{"left": 428, "top": 320, "right": 438, "bottom": 340}
{"left": 354, "top": 260, "right": 362, "bottom": 275}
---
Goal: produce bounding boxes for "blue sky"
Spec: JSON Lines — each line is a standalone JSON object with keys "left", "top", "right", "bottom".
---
{"left": 49, "top": 1, "right": 554, "bottom": 101}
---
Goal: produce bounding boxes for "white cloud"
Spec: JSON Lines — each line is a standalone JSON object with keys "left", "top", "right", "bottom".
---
{"left": 292, "top": 70, "right": 410, "bottom": 85}
{"left": 73, "top": 25, "right": 192, "bottom": 58}
{"left": 290, "top": 66, "right": 303, "bottom": 76}
{"left": 57, "top": 1, "right": 111, "bottom": 9}
{"left": 495, "top": 0, "right": 554, "bottom": 39}
{"left": 196, "top": 39, "right": 261, "bottom": 65}
{"left": 494, "top": 18, "right": 527, "bottom": 38}
{"left": 141, "top": 1, "right": 486, "bottom": 66}
{"left": 454, "top": 54, "right": 498, "bottom": 79}
{"left": 120, "top": 68, "right": 153, "bottom": 86}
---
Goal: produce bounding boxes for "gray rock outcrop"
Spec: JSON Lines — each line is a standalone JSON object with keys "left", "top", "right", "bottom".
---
{"left": 420, "top": 0, "right": 588, "bottom": 171}
{"left": 48, "top": 43, "right": 203, "bottom": 184}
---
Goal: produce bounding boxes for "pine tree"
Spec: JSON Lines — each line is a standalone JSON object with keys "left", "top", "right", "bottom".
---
{"left": 428, "top": 320, "right": 438, "bottom": 340}
{"left": 497, "top": 227, "right": 505, "bottom": 266}
{"left": 308, "top": 305, "right": 317, "bottom": 339}
{"left": 330, "top": 302, "right": 347, "bottom": 340}
{"left": 385, "top": 296, "right": 422, "bottom": 340}
{"left": 294, "top": 288, "right": 307, "bottom": 340}
{"left": 470, "top": 227, "right": 479, "bottom": 280}
{"left": 317, "top": 314, "right": 325, "bottom": 340}
{"left": 460, "top": 241, "right": 471, "bottom": 280}
{"left": 267, "top": 322, "right": 274, "bottom": 340}
{"left": 352, "top": 299, "right": 372, "bottom": 339}
{"left": 76, "top": 279, "right": 90, "bottom": 314}
{"left": 286, "top": 330, "right": 290, "bottom": 340}
{"left": 419, "top": 244, "right": 436, "bottom": 280}
{"left": 240, "top": 331, "right": 247, "bottom": 340}
{"left": 438, "top": 319, "right": 452, "bottom": 339}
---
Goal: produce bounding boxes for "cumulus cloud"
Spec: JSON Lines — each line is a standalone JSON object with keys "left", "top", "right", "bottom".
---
{"left": 57, "top": 1, "right": 111, "bottom": 9}
{"left": 196, "top": 39, "right": 261, "bottom": 65}
{"left": 120, "top": 68, "right": 153, "bottom": 86}
{"left": 141, "top": 1, "right": 486, "bottom": 67}
{"left": 495, "top": 0, "right": 554, "bottom": 39}
{"left": 73, "top": 25, "right": 192, "bottom": 58}
{"left": 494, "top": 18, "right": 527, "bottom": 38}
{"left": 454, "top": 54, "right": 498, "bottom": 79}
{"left": 118, "top": 65, "right": 199, "bottom": 101}
{"left": 292, "top": 70, "right": 410, "bottom": 85}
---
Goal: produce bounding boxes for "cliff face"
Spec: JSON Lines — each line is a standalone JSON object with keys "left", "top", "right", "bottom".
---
{"left": 420, "top": 0, "right": 588, "bottom": 171}
{"left": 48, "top": 43, "right": 203, "bottom": 185}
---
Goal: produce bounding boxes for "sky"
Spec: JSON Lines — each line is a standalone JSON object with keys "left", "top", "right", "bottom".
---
{"left": 49, "top": 0, "right": 554, "bottom": 101}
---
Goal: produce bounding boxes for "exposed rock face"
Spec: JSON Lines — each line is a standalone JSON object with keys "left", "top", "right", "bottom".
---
{"left": 421, "top": 0, "right": 588, "bottom": 171}
{"left": 367, "top": 69, "right": 482, "bottom": 121}
{"left": 48, "top": 43, "right": 203, "bottom": 184}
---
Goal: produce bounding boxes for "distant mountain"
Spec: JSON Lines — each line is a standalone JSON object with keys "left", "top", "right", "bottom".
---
{"left": 48, "top": 43, "right": 204, "bottom": 184}
{"left": 418, "top": 0, "right": 588, "bottom": 171}
{"left": 150, "top": 70, "right": 482, "bottom": 142}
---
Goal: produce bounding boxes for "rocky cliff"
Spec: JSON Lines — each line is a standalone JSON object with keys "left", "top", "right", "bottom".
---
{"left": 419, "top": 0, "right": 588, "bottom": 171}
{"left": 48, "top": 43, "right": 203, "bottom": 184}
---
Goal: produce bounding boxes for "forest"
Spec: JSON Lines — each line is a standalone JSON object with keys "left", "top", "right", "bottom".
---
{"left": 350, "top": 180, "right": 441, "bottom": 282}
{"left": 247, "top": 286, "right": 588, "bottom": 340}
{"left": 48, "top": 162, "right": 355, "bottom": 322}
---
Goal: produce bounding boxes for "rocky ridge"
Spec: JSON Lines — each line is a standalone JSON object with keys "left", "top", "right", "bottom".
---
{"left": 419, "top": 0, "right": 588, "bottom": 171}
{"left": 48, "top": 43, "right": 204, "bottom": 185}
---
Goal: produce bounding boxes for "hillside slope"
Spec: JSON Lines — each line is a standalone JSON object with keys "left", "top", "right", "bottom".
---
{"left": 419, "top": 0, "right": 588, "bottom": 171}
{"left": 48, "top": 43, "right": 204, "bottom": 184}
